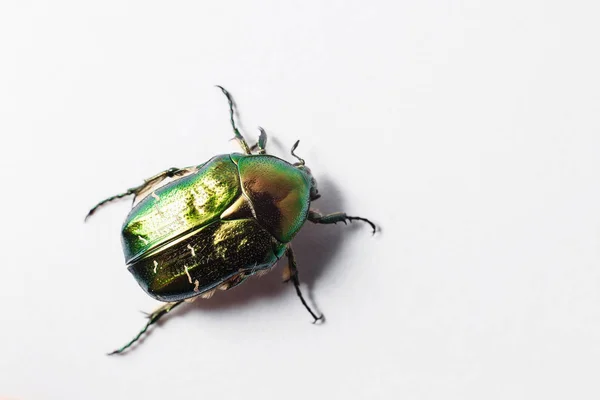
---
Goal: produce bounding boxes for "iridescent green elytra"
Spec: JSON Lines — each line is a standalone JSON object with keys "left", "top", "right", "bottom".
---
{"left": 86, "top": 87, "right": 376, "bottom": 355}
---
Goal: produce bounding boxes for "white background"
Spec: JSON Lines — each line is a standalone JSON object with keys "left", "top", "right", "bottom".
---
{"left": 1, "top": 1, "right": 599, "bottom": 399}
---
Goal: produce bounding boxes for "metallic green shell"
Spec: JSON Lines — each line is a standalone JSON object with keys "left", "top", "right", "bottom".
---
{"left": 121, "top": 155, "right": 240, "bottom": 263}
{"left": 122, "top": 153, "right": 310, "bottom": 301}
{"left": 128, "top": 219, "right": 285, "bottom": 301}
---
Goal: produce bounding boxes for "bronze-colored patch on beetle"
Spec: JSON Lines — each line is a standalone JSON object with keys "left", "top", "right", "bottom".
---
{"left": 220, "top": 194, "right": 255, "bottom": 221}
{"left": 281, "top": 263, "right": 292, "bottom": 282}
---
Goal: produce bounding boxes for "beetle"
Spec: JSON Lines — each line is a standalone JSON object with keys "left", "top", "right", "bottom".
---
{"left": 86, "top": 86, "right": 376, "bottom": 354}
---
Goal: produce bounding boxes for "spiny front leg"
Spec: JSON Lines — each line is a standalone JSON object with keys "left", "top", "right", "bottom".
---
{"left": 285, "top": 245, "right": 323, "bottom": 324}
{"left": 108, "top": 300, "right": 184, "bottom": 355}
{"left": 216, "top": 85, "right": 252, "bottom": 155}
{"left": 307, "top": 210, "right": 377, "bottom": 234}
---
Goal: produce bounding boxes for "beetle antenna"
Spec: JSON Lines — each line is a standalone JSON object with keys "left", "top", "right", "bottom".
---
{"left": 257, "top": 127, "right": 267, "bottom": 154}
{"left": 290, "top": 140, "right": 305, "bottom": 166}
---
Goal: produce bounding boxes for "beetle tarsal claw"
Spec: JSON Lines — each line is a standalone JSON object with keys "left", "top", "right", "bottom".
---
{"left": 346, "top": 216, "right": 377, "bottom": 235}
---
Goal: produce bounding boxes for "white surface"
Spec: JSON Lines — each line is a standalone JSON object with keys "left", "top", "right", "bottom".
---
{"left": 1, "top": 1, "right": 599, "bottom": 399}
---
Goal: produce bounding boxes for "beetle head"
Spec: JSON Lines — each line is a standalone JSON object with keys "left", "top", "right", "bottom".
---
{"left": 307, "top": 168, "right": 320, "bottom": 201}
{"left": 290, "top": 140, "right": 320, "bottom": 201}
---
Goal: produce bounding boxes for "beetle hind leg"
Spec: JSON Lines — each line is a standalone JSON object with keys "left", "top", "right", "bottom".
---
{"left": 307, "top": 210, "right": 377, "bottom": 235}
{"left": 285, "top": 245, "right": 324, "bottom": 324}
{"left": 108, "top": 300, "right": 184, "bottom": 355}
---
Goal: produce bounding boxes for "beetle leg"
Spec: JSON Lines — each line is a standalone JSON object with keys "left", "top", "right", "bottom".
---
{"left": 85, "top": 167, "right": 184, "bottom": 221}
{"left": 85, "top": 189, "right": 137, "bottom": 221}
{"left": 108, "top": 300, "right": 184, "bottom": 355}
{"left": 216, "top": 85, "right": 252, "bottom": 155}
{"left": 285, "top": 245, "right": 324, "bottom": 324}
{"left": 307, "top": 210, "right": 377, "bottom": 235}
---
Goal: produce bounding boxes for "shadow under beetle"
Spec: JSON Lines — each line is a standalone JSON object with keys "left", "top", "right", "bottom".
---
{"left": 86, "top": 86, "right": 376, "bottom": 355}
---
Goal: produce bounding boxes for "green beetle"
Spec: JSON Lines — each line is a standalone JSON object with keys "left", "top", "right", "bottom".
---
{"left": 86, "top": 87, "right": 376, "bottom": 354}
